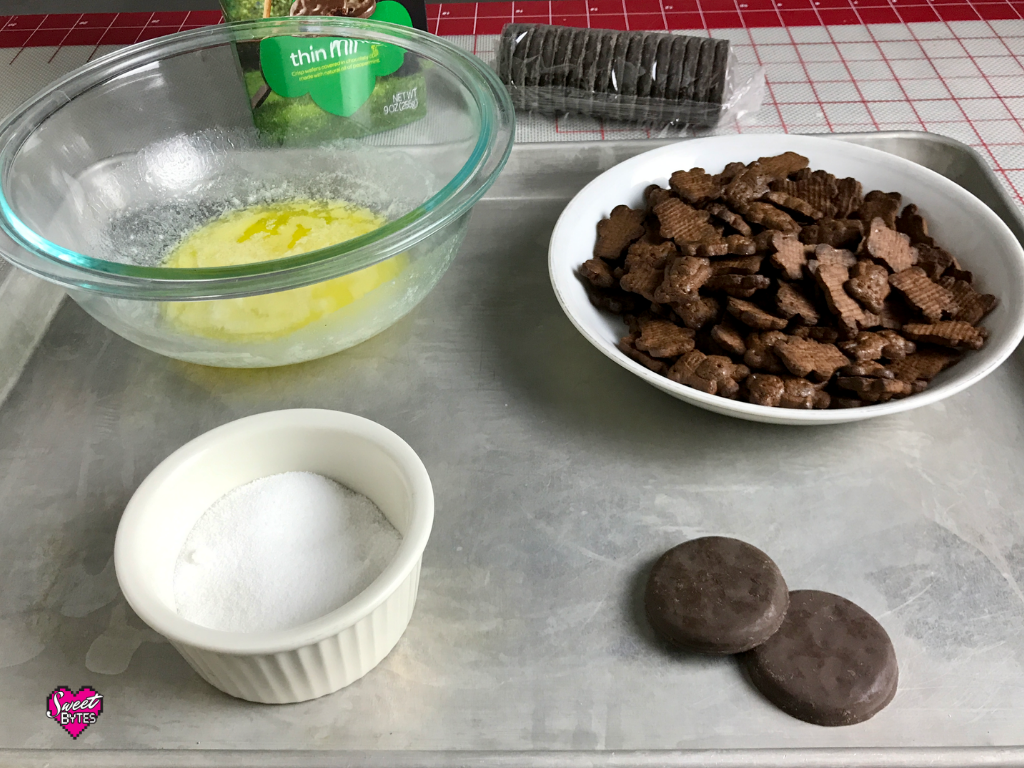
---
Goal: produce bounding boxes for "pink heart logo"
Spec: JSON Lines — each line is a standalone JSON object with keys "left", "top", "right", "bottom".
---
{"left": 45, "top": 687, "right": 103, "bottom": 739}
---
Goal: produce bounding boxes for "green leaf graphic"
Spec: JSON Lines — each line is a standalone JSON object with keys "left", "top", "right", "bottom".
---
{"left": 369, "top": 0, "right": 413, "bottom": 72}
{"left": 259, "top": 4, "right": 411, "bottom": 118}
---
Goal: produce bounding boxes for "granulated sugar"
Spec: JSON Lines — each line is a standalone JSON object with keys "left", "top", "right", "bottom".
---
{"left": 173, "top": 471, "right": 401, "bottom": 633}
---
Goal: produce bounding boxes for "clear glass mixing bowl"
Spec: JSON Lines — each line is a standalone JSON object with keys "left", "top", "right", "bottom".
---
{"left": 0, "top": 18, "right": 513, "bottom": 367}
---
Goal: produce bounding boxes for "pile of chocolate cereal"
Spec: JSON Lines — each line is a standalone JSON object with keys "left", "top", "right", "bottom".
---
{"left": 580, "top": 151, "right": 999, "bottom": 409}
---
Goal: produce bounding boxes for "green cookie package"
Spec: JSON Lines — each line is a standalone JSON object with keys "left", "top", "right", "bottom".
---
{"left": 221, "top": 0, "right": 427, "bottom": 145}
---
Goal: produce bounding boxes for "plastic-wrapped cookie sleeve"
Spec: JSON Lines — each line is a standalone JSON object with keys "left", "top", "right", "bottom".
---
{"left": 495, "top": 24, "right": 766, "bottom": 130}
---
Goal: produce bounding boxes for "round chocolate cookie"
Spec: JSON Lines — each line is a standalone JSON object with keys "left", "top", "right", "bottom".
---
{"left": 644, "top": 536, "right": 789, "bottom": 654}
{"left": 741, "top": 589, "right": 899, "bottom": 727}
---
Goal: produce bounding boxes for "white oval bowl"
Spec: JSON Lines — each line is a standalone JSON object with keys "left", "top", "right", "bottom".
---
{"left": 114, "top": 409, "right": 433, "bottom": 703}
{"left": 549, "top": 134, "right": 1024, "bottom": 425}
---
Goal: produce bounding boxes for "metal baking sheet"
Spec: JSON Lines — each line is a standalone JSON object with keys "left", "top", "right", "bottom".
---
{"left": 1, "top": 133, "right": 1024, "bottom": 767}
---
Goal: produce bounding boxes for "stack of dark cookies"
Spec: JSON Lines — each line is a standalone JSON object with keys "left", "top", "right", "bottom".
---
{"left": 495, "top": 24, "right": 730, "bottom": 128}
{"left": 645, "top": 536, "right": 899, "bottom": 726}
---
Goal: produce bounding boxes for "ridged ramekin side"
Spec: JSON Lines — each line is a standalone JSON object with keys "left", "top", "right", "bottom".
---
{"left": 172, "top": 558, "right": 422, "bottom": 704}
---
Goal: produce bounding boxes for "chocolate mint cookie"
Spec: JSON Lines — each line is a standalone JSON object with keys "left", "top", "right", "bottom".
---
{"left": 677, "top": 36, "right": 702, "bottom": 104}
{"left": 708, "top": 38, "right": 730, "bottom": 106}
{"left": 593, "top": 30, "right": 617, "bottom": 95}
{"left": 741, "top": 589, "right": 899, "bottom": 726}
{"left": 650, "top": 34, "right": 675, "bottom": 100}
{"left": 645, "top": 536, "right": 789, "bottom": 654}
{"left": 563, "top": 27, "right": 588, "bottom": 90}
{"left": 637, "top": 33, "right": 660, "bottom": 99}
{"left": 691, "top": 37, "right": 716, "bottom": 106}
{"left": 621, "top": 32, "right": 645, "bottom": 122}
{"left": 507, "top": 24, "right": 534, "bottom": 87}
{"left": 665, "top": 34, "right": 689, "bottom": 102}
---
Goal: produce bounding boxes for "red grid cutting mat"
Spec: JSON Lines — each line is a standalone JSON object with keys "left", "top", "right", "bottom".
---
{"left": 1, "top": 6, "right": 1022, "bottom": 207}
{"left": 428, "top": 0, "right": 1024, "bottom": 35}
{"left": 451, "top": 13, "right": 1024, "bottom": 207}
{"left": 0, "top": 11, "right": 223, "bottom": 52}
{"left": 1, "top": 0, "right": 1022, "bottom": 45}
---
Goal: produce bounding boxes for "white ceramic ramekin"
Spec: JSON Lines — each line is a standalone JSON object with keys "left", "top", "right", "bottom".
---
{"left": 114, "top": 409, "right": 433, "bottom": 704}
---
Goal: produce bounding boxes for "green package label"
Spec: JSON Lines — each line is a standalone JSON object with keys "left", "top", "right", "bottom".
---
{"left": 259, "top": 1, "right": 413, "bottom": 117}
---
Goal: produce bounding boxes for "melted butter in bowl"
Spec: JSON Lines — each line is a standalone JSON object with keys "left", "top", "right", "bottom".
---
{"left": 162, "top": 200, "right": 404, "bottom": 341}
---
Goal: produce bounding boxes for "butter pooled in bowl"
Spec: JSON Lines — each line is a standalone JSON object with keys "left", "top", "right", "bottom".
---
{"left": 162, "top": 200, "right": 403, "bottom": 341}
